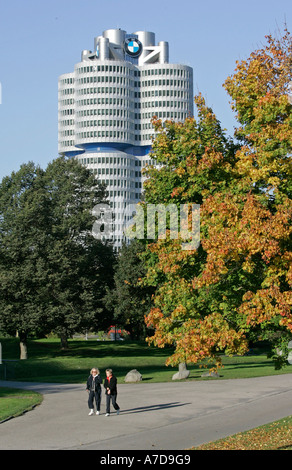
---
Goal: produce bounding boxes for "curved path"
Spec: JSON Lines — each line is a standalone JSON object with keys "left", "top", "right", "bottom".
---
{"left": 0, "top": 374, "right": 292, "bottom": 450}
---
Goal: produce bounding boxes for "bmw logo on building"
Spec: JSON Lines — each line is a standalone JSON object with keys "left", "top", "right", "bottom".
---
{"left": 124, "top": 37, "right": 143, "bottom": 57}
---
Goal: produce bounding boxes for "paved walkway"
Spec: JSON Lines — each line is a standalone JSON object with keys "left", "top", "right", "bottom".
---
{"left": 0, "top": 374, "right": 292, "bottom": 450}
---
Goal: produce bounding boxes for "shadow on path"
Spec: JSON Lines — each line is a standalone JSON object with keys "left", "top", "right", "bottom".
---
{"left": 120, "top": 401, "right": 191, "bottom": 415}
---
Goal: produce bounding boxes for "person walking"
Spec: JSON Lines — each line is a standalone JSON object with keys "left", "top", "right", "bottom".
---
{"left": 104, "top": 368, "right": 120, "bottom": 416}
{"left": 86, "top": 368, "right": 102, "bottom": 415}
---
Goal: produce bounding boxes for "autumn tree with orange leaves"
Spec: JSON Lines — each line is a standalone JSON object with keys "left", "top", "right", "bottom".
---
{"left": 141, "top": 29, "right": 292, "bottom": 370}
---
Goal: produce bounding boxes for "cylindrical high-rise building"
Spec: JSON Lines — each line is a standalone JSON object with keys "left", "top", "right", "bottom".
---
{"left": 58, "top": 28, "right": 193, "bottom": 248}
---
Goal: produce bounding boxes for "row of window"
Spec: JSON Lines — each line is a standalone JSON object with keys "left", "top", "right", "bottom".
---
{"left": 59, "top": 110, "right": 131, "bottom": 126}
{"left": 75, "top": 131, "right": 150, "bottom": 141}
{"left": 60, "top": 106, "right": 189, "bottom": 123}
{"left": 91, "top": 172, "right": 142, "bottom": 188}
{"left": 75, "top": 87, "right": 131, "bottom": 97}
{"left": 59, "top": 119, "right": 74, "bottom": 126}
{"left": 141, "top": 67, "right": 191, "bottom": 78}
{"left": 78, "top": 156, "right": 154, "bottom": 167}
{"left": 76, "top": 120, "right": 132, "bottom": 129}
{"left": 76, "top": 65, "right": 133, "bottom": 75}
{"left": 75, "top": 64, "right": 190, "bottom": 78}
{"left": 59, "top": 116, "right": 184, "bottom": 131}
{"left": 93, "top": 188, "right": 141, "bottom": 202}
{"left": 93, "top": 168, "right": 142, "bottom": 178}
{"left": 59, "top": 109, "right": 74, "bottom": 116}
{"left": 70, "top": 75, "right": 190, "bottom": 89}
{"left": 59, "top": 76, "right": 74, "bottom": 85}
{"left": 59, "top": 108, "right": 188, "bottom": 145}
{"left": 59, "top": 90, "right": 190, "bottom": 110}
{"left": 59, "top": 88, "right": 74, "bottom": 95}
{"left": 59, "top": 98, "right": 74, "bottom": 106}
{"left": 60, "top": 140, "right": 75, "bottom": 147}
{"left": 75, "top": 76, "right": 134, "bottom": 85}
{"left": 141, "top": 79, "right": 191, "bottom": 89}
{"left": 59, "top": 97, "right": 132, "bottom": 107}
{"left": 106, "top": 190, "right": 141, "bottom": 200}
{"left": 75, "top": 98, "right": 130, "bottom": 107}
{"left": 142, "top": 89, "right": 186, "bottom": 98}
{"left": 142, "top": 100, "right": 189, "bottom": 109}
{"left": 60, "top": 80, "right": 191, "bottom": 97}
{"left": 76, "top": 108, "right": 130, "bottom": 117}
{"left": 59, "top": 131, "right": 151, "bottom": 146}
{"left": 76, "top": 131, "right": 135, "bottom": 140}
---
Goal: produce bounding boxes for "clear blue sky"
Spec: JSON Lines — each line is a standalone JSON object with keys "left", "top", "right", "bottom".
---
{"left": 0, "top": 0, "right": 290, "bottom": 179}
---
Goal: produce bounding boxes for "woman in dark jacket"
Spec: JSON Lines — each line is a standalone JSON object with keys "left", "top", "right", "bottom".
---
{"left": 104, "top": 368, "right": 120, "bottom": 416}
{"left": 86, "top": 368, "right": 102, "bottom": 415}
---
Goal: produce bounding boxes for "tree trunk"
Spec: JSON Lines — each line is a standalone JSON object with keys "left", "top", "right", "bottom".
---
{"left": 59, "top": 333, "right": 68, "bottom": 350}
{"left": 19, "top": 331, "right": 28, "bottom": 360}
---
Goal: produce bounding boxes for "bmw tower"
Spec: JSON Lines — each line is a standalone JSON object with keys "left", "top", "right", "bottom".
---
{"left": 58, "top": 29, "right": 194, "bottom": 248}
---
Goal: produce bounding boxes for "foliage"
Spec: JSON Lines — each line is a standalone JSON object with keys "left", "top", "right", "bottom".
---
{"left": 0, "top": 162, "right": 49, "bottom": 356}
{"left": 40, "top": 157, "right": 116, "bottom": 346}
{"left": 0, "top": 157, "right": 115, "bottom": 357}
{"left": 104, "top": 240, "right": 154, "bottom": 339}
{"left": 194, "top": 415, "right": 292, "bottom": 450}
{"left": 142, "top": 29, "right": 292, "bottom": 369}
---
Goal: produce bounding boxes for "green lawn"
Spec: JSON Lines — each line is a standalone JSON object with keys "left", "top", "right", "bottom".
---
{"left": 0, "top": 336, "right": 291, "bottom": 384}
{"left": 0, "top": 387, "right": 43, "bottom": 422}
{"left": 1, "top": 337, "right": 176, "bottom": 383}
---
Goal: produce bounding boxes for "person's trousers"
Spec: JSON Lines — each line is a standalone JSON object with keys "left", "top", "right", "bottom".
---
{"left": 88, "top": 390, "right": 101, "bottom": 411}
{"left": 106, "top": 393, "right": 119, "bottom": 414}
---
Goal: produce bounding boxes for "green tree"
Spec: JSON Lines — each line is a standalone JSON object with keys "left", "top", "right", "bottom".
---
{"left": 41, "top": 156, "right": 115, "bottom": 348}
{"left": 105, "top": 240, "right": 154, "bottom": 339}
{"left": 0, "top": 162, "right": 49, "bottom": 358}
{"left": 0, "top": 157, "right": 115, "bottom": 357}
